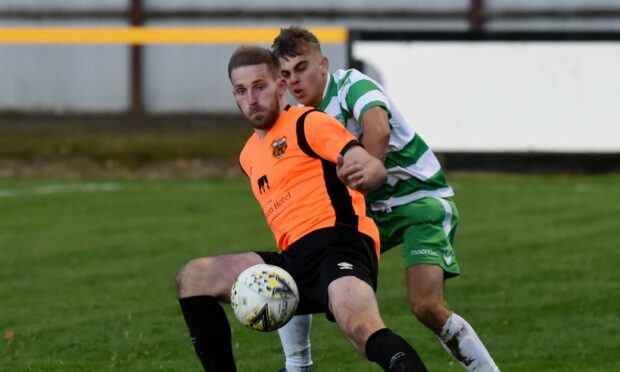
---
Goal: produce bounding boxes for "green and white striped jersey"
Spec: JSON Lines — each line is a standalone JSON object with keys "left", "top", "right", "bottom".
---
{"left": 315, "top": 68, "right": 454, "bottom": 213}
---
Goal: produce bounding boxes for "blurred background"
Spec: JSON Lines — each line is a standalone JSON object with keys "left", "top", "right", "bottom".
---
{"left": 1, "top": 0, "right": 619, "bottom": 176}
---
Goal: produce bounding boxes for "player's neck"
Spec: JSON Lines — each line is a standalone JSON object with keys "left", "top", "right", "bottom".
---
{"left": 255, "top": 128, "right": 268, "bottom": 139}
{"left": 309, "top": 76, "right": 329, "bottom": 108}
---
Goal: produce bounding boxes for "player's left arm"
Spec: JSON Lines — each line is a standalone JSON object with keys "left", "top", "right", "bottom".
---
{"left": 359, "top": 106, "right": 390, "bottom": 162}
{"left": 337, "top": 145, "right": 387, "bottom": 194}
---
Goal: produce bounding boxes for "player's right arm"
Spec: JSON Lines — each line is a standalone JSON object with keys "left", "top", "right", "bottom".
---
{"left": 359, "top": 106, "right": 390, "bottom": 162}
{"left": 340, "top": 70, "right": 391, "bottom": 162}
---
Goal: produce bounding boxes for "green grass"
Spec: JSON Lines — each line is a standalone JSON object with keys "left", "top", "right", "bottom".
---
{"left": 0, "top": 115, "right": 251, "bottom": 166}
{"left": 1, "top": 175, "right": 619, "bottom": 371}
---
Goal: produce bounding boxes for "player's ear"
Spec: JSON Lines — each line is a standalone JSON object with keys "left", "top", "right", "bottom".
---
{"left": 320, "top": 56, "right": 329, "bottom": 74}
{"left": 277, "top": 77, "right": 287, "bottom": 96}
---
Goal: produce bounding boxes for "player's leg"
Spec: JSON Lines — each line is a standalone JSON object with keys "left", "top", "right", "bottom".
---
{"left": 317, "top": 229, "right": 427, "bottom": 371}
{"left": 274, "top": 223, "right": 401, "bottom": 372}
{"left": 328, "top": 276, "right": 427, "bottom": 371}
{"left": 407, "top": 264, "right": 451, "bottom": 332}
{"left": 439, "top": 312, "right": 499, "bottom": 372}
{"left": 402, "top": 198, "right": 499, "bottom": 371}
{"left": 406, "top": 266, "right": 499, "bottom": 371}
{"left": 277, "top": 314, "right": 313, "bottom": 372}
{"left": 176, "top": 252, "right": 265, "bottom": 371}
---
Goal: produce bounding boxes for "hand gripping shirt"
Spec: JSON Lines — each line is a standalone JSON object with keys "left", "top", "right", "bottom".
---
{"left": 239, "top": 105, "right": 380, "bottom": 257}
{"left": 316, "top": 69, "right": 454, "bottom": 213}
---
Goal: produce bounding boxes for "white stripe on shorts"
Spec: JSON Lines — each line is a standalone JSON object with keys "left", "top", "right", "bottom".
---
{"left": 435, "top": 197, "right": 454, "bottom": 237}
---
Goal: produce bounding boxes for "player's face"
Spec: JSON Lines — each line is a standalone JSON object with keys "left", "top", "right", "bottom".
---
{"left": 279, "top": 49, "right": 328, "bottom": 108}
{"left": 231, "top": 64, "right": 286, "bottom": 131}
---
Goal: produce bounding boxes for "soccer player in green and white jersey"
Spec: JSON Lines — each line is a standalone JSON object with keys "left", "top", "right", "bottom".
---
{"left": 271, "top": 27, "right": 500, "bottom": 372}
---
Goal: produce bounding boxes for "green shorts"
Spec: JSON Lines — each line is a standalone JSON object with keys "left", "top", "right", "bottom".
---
{"left": 368, "top": 197, "right": 461, "bottom": 278}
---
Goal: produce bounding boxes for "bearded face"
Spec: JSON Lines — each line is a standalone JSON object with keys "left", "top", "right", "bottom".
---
{"left": 231, "top": 64, "right": 285, "bottom": 132}
{"left": 240, "top": 88, "right": 281, "bottom": 131}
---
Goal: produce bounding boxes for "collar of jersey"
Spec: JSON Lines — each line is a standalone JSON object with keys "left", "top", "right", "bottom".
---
{"left": 316, "top": 73, "right": 335, "bottom": 112}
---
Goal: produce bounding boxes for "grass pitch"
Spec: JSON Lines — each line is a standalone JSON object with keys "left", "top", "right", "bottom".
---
{"left": 1, "top": 174, "right": 619, "bottom": 371}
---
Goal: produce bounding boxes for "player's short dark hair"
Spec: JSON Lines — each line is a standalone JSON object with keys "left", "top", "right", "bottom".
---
{"left": 228, "top": 46, "right": 281, "bottom": 81}
{"left": 271, "top": 26, "right": 321, "bottom": 60}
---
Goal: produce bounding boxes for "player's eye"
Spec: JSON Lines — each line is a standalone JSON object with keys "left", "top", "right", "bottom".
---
{"left": 235, "top": 88, "right": 246, "bottom": 95}
{"left": 281, "top": 71, "right": 290, "bottom": 79}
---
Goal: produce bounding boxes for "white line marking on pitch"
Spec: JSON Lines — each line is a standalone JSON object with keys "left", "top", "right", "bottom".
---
{"left": 0, "top": 182, "right": 123, "bottom": 198}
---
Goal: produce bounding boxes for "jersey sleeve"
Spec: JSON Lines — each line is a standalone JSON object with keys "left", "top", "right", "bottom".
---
{"left": 302, "top": 110, "right": 360, "bottom": 163}
{"left": 343, "top": 70, "right": 391, "bottom": 123}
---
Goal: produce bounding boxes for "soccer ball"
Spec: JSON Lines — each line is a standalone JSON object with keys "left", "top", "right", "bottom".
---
{"left": 230, "top": 264, "right": 299, "bottom": 332}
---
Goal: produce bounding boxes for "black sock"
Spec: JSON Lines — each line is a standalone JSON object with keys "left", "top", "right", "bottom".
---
{"left": 365, "top": 328, "right": 428, "bottom": 372}
{"left": 179, "top": 296, "right": 236, "bottom": 372}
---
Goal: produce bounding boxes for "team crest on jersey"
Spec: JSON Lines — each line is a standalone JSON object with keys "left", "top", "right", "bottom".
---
{"left": 271, "top": 136, "right": 288, "bottom": 159}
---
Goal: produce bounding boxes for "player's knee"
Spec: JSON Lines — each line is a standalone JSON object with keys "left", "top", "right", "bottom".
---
{"left": 410, "top": 299, "right": 443, "bottom": 325}
{"left": 175, "top": 258, "right": 210, "bottom": 298}
{"left": 344, "top": 320, "right": 379, "bottom": 352}
{"left": 175, "top": 262, "right": 192, "bottom": 297}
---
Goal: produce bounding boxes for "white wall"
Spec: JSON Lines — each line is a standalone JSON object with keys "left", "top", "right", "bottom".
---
{"left": 0, "top": 19, "right": 130, "bottom": 113}
{"left": 354, "top": 41, "right": 620, "bottom": 152}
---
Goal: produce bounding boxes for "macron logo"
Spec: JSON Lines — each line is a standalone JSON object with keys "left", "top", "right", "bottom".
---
{"left": 443, "top": 252, "right": 453, "bottom": 266}
{"left": 338, "top": 262, "right": 354, "bottom": 270}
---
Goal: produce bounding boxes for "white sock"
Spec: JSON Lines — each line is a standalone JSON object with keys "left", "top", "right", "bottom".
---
{"left": 439, "top": 313, "right": 500, "bottom": 372}
{"left": 278, "top": 314, "right": 313, "bottom": 372}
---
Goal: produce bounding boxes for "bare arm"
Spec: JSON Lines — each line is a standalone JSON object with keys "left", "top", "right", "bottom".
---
{"left": 360, "top": 106, "right": 390, "bottom": 162}
{"left": 336, "top": 145, "right": 387, "bottom": 194}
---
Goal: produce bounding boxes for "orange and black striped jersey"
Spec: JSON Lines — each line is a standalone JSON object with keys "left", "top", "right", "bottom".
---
{"left": 239, "top": 105, "right": 380, "bottom": 258}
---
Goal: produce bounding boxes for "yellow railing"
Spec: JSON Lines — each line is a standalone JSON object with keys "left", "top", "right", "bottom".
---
{"left": 0, "top": 26, "right": 347, "bottom": 44}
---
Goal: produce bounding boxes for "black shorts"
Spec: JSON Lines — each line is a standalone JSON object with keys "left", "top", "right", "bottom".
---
{"left": 256, "top": 226, "right": 378, "bottom": 321}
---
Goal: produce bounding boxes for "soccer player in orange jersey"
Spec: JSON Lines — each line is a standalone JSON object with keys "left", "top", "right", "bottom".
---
{"left": 175, "top": 45, "right": 428, "bottom": 371}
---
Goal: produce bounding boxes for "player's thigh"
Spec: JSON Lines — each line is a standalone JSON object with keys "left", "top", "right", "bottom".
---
{"left": 282, "top": 227, "right": 379, "bottom": 316}
{"left": 177, "top": 252, "right": 264, "bottom": 300}
{"left": 327, "top": 276, "right": 385, "bottom": 343}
